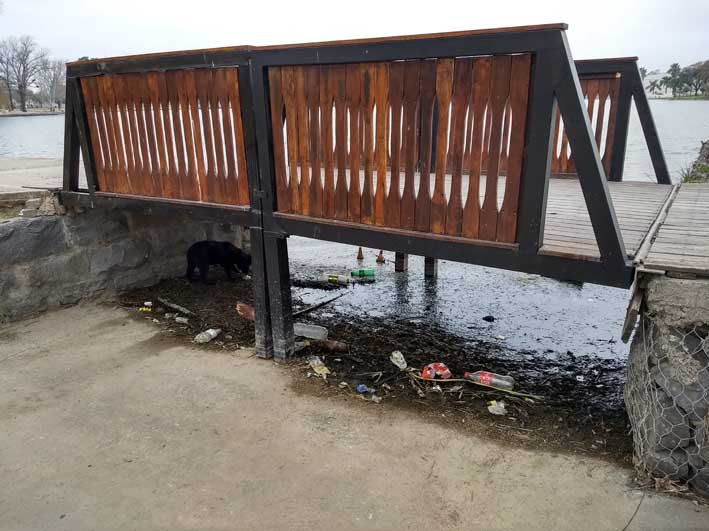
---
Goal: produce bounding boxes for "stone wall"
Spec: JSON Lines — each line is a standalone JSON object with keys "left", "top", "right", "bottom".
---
{"left": 626, "top": 275, "right": 709, "bottom": 497}
{"left": 0, "top": 193, "right": 247, "bottom": 322}
{"left": 687, "top": 139, "right": 709, "bottom": 182}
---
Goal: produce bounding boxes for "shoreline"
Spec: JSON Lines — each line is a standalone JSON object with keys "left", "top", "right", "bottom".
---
{"left": 0, "top": 111, "right": 64, "bottom": 118}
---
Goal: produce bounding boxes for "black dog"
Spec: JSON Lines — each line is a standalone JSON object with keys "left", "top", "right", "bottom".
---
{"left": 186, "top": 241, "right": 251, "bottom": 283}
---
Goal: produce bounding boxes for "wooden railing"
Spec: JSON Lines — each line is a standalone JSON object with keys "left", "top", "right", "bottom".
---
{"left": 79, "top": 69, "right": 251, "bottom": 204}
{"left": 268, "top": 56, "right": 531, "bottom": 243}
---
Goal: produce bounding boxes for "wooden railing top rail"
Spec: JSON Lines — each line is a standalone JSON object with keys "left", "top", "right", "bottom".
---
{"left": 66, "top": 23, "right": 568, "bottom": 72}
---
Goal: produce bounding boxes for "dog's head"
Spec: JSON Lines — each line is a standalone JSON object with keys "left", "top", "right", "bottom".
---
{"left": 223, "top": 242, "right": 252, "bottom": 274}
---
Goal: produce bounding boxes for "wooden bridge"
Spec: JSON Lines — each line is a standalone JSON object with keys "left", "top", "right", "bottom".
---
{"left": 60, "top": 23, "right": 709, "bottom": 358}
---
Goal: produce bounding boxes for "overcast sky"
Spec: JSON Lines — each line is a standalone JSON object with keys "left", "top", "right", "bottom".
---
{"left": 1, "top": 0, "right": 707, "bottom": 71}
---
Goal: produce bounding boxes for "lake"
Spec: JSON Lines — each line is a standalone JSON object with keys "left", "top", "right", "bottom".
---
{"left": 0, "top": 99, "right": 707, "bottom": 182}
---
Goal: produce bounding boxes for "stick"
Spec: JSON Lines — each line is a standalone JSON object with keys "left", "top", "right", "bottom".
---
{"left": 293, "top": 292, "right": 347, "bottom": 317}
{"left": 157, "top": 297, "right": 195, "bottom": 316}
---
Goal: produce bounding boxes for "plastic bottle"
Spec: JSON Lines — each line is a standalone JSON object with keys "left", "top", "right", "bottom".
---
{"left": 294, "top": 322, "right": 328, "bottom": 340}
{"left": 319, "top": 273, "right": 350, "bottom": 285}
{"left": 464, "top": 370, "right": 515, "bottom": 391}
{"left": 195, "top": 328, "right": 222, "bottom": 343}
{"left": 351, "top": 268, "right": 375, "bottom": 278}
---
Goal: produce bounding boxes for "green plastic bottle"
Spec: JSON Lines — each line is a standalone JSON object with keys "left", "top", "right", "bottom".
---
{"left": 350, "top": 268, "right": 375, "bottom": 278}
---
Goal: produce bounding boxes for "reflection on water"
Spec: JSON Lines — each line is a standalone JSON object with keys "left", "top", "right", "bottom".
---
{"left": 0, "top": 114, "right": 65, "bottom": 158}
{"left": 1, "top": 101, "right": 707, "bottom": 182}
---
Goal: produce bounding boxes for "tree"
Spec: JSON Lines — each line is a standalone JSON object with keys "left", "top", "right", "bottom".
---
{"left": 684, "top": 67, "right": 705, "bottom": 96}
{"left": 648, "top": 79, "right": 661, "bottom": 96}
{"left": 664, "top": 63, "right": 683, "bottom": 97}
{"left": 37, "top": 58, "right": 65, "bottom": 109}
{"left": 0, "top": 39, "right": 14, "bottom": 110}
{"left": 639, "top": 67, "right": 648, "bottom": 80}
{"left": 7, "top": 36, "right": 48, "bottom": 112}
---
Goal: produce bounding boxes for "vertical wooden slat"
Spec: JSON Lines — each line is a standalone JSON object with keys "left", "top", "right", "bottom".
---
{"left": 114, "top": 75, "right": 140, "bottom": 194}
{"left": 129, "top": 74, "right": 153, "bottom": 196}
{"left": 373, "top": 63, "right": 389, "bottom": 226}
{"left": 167, "top": 71, "right": 193, "bottom": 199}
{"left": 445, "top": 58, "right": 473, "bottom": 236}
{"left": 321, "top": 66, "right": 336, "bottom": 218}
{"left": 497, "top": 54, "right": 531, "bottom": 243}
{"left": 227, "top": 68, "right": 249, "bottom": 206}
{"left": 208, "top": 70, "right": 228, "bottom": 203}
{"left": 157, "top": 72, "right": 179, "bottom": 199}
{"left": 147, "top": 72, "right": 169, "bottom": 197}
{"left": 139, "top": 75, "right": 162, "bottom": 197}
{"left": 400, "top": 61, "right": 420, "bottom": 230}
{"left": 385, "top": 61, "right": 404, "bottom": 228}
{"left": 499, "top": 100, "right": 511, "bottom": 174}
{"left": 595, "top": 78, "right": 609, "bottom": 152}
{"left": 333, "top": 65, "right": 348, "bottom": 220}
{"left": 305, "top": 66, "right": 323, "bottom": 217}
{"left": 101, "top": 75, "right": 129, "bottom": 194}
{"left": 294, "top": 67, "right": 310, "bottom": 215}
{"left": 347, "top": 64, "right": 362, "bottom": 222}
{"left": 479, "top": 55, "right": 512, "bottom": 241}
{"left": 603, "top": 76, "right": 620, "bottom": 175}
{"left": 218, "top": 69, "right": 238, "bottom": 204}
{"left": 176, "top": 70, "right": 201, "bottom": 201}
{"left": 430, "top": 58, "right": 453, "bottom": 234}
{"left": 550, "top": 108, "right": 561, "bottom": 174}
{"left": 414, "top": 60, "right": 436, "bottom": 233}
{"left": 281, "top": 67, "right": 301, "bottom": 213}
{"left": 360, "top": 64, "right": 376, "bottom": 224}
{"left": 461, "top": 57, "right": 491, "bottom": 239}
{"left": 80, "top": 78, "right": 108, "bottom": 191}
{"left": 195, "top": 70, "right": 217, "bottom": 202}
{"left": 269, "top": 68, "right": 289, "bottom": 212}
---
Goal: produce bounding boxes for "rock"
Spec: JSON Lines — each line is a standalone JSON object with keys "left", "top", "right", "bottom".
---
{"left": 0, "top": 216, "right": 68, "bottom": 263}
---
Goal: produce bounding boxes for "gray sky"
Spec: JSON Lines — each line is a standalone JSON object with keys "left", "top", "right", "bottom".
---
{"left": 1, "top": 0, "right": 707, "bottom": 71}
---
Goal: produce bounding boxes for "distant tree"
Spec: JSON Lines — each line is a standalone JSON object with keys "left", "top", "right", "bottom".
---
{"left": 0, "top": 39, "right": 14, "bottom": 110}
{"left": 7, "top": 36, "right": 48, "bottom": 112}
{"left": 648, "top": 79, "right": 661, "bottom": 96}
{"left": 664, "top": 63, "right": 683, "bottom": 97}
{"left": 684, "top": 67, "right": 705, "bottom": 96}
{"left": 639, "top": 67, "right": 648, "bottom": 80}
{"left": 37, "top": 58, "right": 65, "bottom": 109}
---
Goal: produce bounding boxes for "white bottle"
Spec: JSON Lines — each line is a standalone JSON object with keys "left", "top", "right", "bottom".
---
{"left": 195, "top": 328, "right": 222, "bottom": 343}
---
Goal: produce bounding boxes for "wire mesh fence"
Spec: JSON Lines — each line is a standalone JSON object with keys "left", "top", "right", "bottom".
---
{"left": 625, "top": 315, "right": 709, "bottom": 497}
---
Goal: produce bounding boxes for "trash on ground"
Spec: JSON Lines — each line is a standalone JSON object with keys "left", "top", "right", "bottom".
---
{"left": 236, "top": 302, "right": 255, "bottom": 321}
{"left": 294, "top": 322, "right": 328, "bottom": 340}
{"left": 157, "top": 297, "right": 194, "bottom": 316}
{"left": 350, "top": 268, "right": 375, "bottom": 278}
{"left": 338, "top": 381, "right": 349, "bottom": 389}
{"left": 143, "top": 301, "right": 153, "bottom": 308}
{"left": 371, "top": 395, "right": 383, "bottom": 404}
{"left": 294, "top": 341, "right": 311, "bottom": 353}
{"left": 138, "top": 306, "right": 152, "bottom": 313}
{"left": 319, "top": 273, "right": 350, "bottom": 285}
{"left": 175, "top": 316, "right": 189, "bottom": 324}
{"left": 464, "top": 370, "right": 515, "bottom": 391}
{"left": 576, "top": 375, "right": 585, "bottom": 382}
{"left": 381, "top": 383, "right": 393, "bottom": 391}
{"left": 293, "top": 292, "right": 346, "bottom": 317}
{"left": 496, "top": 335, "right": 506, "bottom": 340}
{"left": 487, "top": 400, "right": 507, "bottom": 416}
{"left": 389, "top": 350, "right": 407, "bottom": 370}
{"left": 308, "top": 355, "right": 331, "bottom": 377}
{"left": 482, "top": 315, "right": 495, "bottom": 322}
{"left": 355, "top": 384, "right": 374, "bottom": 394}
{"left": 195, "top": 328, "right": 222, "bottom": 343}
{"left": 431, "top": 384, "right": 443, "bottom": 393}
{"left": 164, "top": 312, "right": 176, "bottom": 319}
{"left": 421, "top": 362, "right": 452, "bottom": 380}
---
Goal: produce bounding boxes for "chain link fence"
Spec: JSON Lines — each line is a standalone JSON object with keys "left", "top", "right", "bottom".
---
{"left": 626, "top": 315, "right": 709, "bottom": 497}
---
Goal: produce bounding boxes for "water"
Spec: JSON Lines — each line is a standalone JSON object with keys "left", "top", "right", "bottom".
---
{"left": 0, "top": 114, "right": 65, "bottom": 158}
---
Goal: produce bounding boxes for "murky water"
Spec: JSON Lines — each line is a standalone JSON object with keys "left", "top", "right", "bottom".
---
{"left": 0, "top": 115, "right": 64, "bottom": 158}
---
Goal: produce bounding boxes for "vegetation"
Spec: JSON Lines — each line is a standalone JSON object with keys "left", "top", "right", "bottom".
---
{"left": 644, "top": 60, "right": 709, "bottom": 99}
{"left": 0, "top": 35, "right": 65, "bottom": 112}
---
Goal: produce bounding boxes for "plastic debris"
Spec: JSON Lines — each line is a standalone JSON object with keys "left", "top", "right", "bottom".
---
{"left": 195, "top": 328, "right": 222, "bottom": 343}
{"left": 421, "top": 362, "right": 452, "bottom": 380}
{"left": 236, "top": 302, "right": 255, "bottom": 321}
{"left": 308, "top": 356, "right": 331, "bottom": 378}
{"left": 389, "top": 350, "right": 408, "bottom": 370}
{"left": 381, "top": 383, "right": 393, "bottom": 391}
{"left": 371, "top": 395, "right": 383, "bottom": 404}
{"left": 294, "top": 341, "right": 311, "bottom": 353}
{"left": 157, "top": 297, "right": 194, "bottom": 316}
{"left": 175, "top": 316, "right": 189, "bottom": 324}
{"left": 294, "top": 322, "right": 328, "bottom": 340}
{"left": 143, "top": 301, "right": 153, "bottom": 308}
{"left": 319, "top": 273, "right": 350, "bottom": 285}
{"left": 487, "top": 400, "right": 507, "bottom": 416}
{"left": 464, "top": 370, "right": 515, "bottom": 391}
{"left": 351, "top": 268, "right": 375, "bottom": 278}
{"left": 338, "top": 381, "right": 349, "bottom": 389}
{"left": 575, "top": 375, "right": 585, "bottom": 382}
{"left": 482, "top": 315, "right": 495, "bottom": 322}
{"left": 138, "top": 306, "right": 152, "bottom": 313}
{"left": 355, "top": 384, "right": 374, "bottom": 394}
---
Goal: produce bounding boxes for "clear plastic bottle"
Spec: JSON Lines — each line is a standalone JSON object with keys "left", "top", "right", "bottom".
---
{"left": 195, "top": 328, "right": 222, "bottom": 343}
{"left": 319, "top": 273, "right": 350, "bottom": 285}
{"left": 464, "top": 371, "right": 515, "bottom": 391}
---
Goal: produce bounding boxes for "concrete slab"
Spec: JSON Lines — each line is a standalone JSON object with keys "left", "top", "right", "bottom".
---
{"left": 0, "top": 304, "right": 707, "bottom": 530}
{"left": 0, "top": 157, "right": 86, "bottom": 193}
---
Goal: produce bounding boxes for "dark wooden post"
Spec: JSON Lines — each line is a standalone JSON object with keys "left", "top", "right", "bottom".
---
{"left": 424, "top": 256, "right": 438, "bottom": 278}
{"left": 607, "top": 70, "right": 633, "bottom": 182}
{"left": 395, "top": 252, "right": 408, "bottom": 272}
{"left": 66, "top": 77, "right": 99, "bottom": 193}
{"left": 62, "top": 82, "right": 80, "bottom": 192}
{"left": 246, "top": 58, "right": 295, "bottom": 360}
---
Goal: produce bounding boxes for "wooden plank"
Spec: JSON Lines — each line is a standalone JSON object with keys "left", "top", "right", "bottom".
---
{"left": 445, "top": 58, "right": 473, "bottom": 236}
{"left": 385, "top": 61, "right": 404, "bottom": 228}
{"left": 306, "top": 66, "right": 323, "bottom": 217}
{"left": 294, "top": 67, "right": 310, "bottom": 215}
{"left": 282, "top": 66, "right": 301, "bottom": 213}
{"left": 400, "top": 61, "right": 420, "bottom": 230}
{"left": 183, "top": 70, "right": 208, "bottom": 201}
{"left": 462, "top": 57, "right": 492, "bottom": 239}
{"left": 373, "top": 63, "right": 389, "bottom": 226}
{"left": 80, "top": 78, "right": 108, "bottom": 190}
{"left": 269, "top": 68, "right": 289, "bottom": 212}
{"left": 140, "top": 74, "right": 163, "bottom": 198}
{"left": 129, "top": 74, "right": 154, "bottom": 196}
{"left": 98, "top": 76, "right": 125, "bottom": 194}
{"left": 430, "top": 58, "right": 453, "bottom": 234}
{"left": 222, "top": 68, "right": 243, "bottom": 205}
{"left": 321, "top": 66, "right": 336, "bottom": 218}
{"left": 347, "top": 64, "right": 362, "bottom": 222}
{"left": 333, "top": 65, "right": 348, "bottom": 220}
{"left": 602, "top": 77, "right": 620, "bottom": 175}
{"left": 115, "top": 75, "right": 142, "bottom": 195}
{"left": 166, "top": 71, "right": 194, "bottom": 199}
{"left": 146, "top": 72, "right": 171, "bottom": 198}
{"left": 479, "top": 55, "right": 512, "bottom": 240}
{"left": 208, "top": 70, "right": 228, "bottom": 203}
{"left": 414, "top": 60, "right": 436, "bottom": 233}
{"left": 360, "top": 64, "right": 376, "bottom": 225}
{"left": 497, "top": 54, "right": 531, "bottom": 243}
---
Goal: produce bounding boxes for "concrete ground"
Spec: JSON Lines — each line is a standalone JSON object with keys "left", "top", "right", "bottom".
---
{"left": 0, "top": 304, "right": 707, "bottom": 531}
{"left": 0, "top": 157, "right": 87, "bottom": 193}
